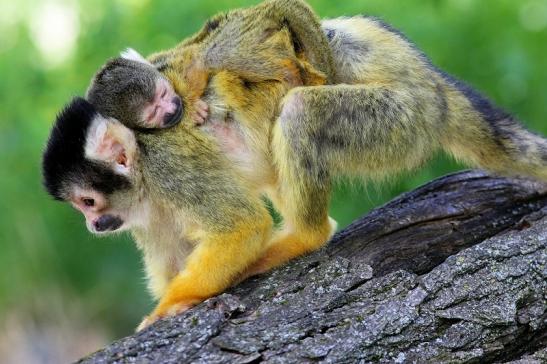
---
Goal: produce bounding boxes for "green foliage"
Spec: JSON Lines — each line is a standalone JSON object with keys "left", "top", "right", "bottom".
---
{"left": 0, "top": 0, "right": 545, "bottom": 339}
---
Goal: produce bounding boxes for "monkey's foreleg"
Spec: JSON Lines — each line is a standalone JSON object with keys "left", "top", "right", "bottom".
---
{"left": 138, "top": 212, "right": 272, "bottom": 330}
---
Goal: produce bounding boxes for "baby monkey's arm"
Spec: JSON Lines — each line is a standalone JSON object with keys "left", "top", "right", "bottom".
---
{"left": 201, "top": 0, "right": 335, "bottom": 86}
{"left": 85, "top": 0, "right": 332, "bottom": 131}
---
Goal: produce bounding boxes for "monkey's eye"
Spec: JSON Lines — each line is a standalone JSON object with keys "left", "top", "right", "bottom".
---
{"left": 82, "top": 198, "right": 95, "bottom": 207}
{"left": 161, "top": 88, "right": 167, "bottom": 98}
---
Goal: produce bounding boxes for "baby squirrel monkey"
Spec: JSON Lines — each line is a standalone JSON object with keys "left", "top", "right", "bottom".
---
{"left": 87, "top": 47, "right": 210, "bottom": 129}
{"left": 86, "top": 0, "right": 332, "bottom": 133}
{"left": 44, "top": 0, "right": 331, "bottom": 331}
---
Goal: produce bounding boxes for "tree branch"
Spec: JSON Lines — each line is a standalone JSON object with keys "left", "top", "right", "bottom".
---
{"left": 79, "top": 170, "right": 547, "bottom": 363}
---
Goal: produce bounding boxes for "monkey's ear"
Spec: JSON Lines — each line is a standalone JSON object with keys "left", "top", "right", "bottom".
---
{"left": 85, "top": 116, "right": 137, "bottom": 176}
{"left": 120, "top": 48, "right": 152, "bottom": 66}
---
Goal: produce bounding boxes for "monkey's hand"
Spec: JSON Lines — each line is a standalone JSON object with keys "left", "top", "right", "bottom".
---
{"left": 191, "top": 99, "right": 209, "bottom": 126}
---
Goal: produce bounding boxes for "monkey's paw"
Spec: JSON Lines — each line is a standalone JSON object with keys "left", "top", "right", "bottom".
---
{"left": 191, "top": 99, "right": 209, "bottom": 125}
{"left": 136, "top": 302, "right": 194, "bottom": 332}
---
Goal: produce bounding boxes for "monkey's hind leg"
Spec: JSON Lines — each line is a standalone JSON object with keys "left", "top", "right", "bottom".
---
{"left": 245, "top": 83, "right": 439, "bottom": 276}
{"left": 244, "top": 88, "right": 351, "bottom": 277}
{"left": 247, "top": 169, "right": 337, "bottom": 277}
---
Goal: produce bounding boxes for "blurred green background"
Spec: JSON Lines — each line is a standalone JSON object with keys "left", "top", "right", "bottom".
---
{"left": 0, "top": 0, "right": 546, "bottom": 362}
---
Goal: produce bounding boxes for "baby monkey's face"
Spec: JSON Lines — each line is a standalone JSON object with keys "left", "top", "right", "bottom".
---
{"left": 140, "top": 77, "right": 183, "bottom": 129}
{"left": 86, "top": 50, "right": 184, "bottom": 130}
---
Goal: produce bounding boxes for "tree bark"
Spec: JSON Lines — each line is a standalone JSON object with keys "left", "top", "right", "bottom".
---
{"left": 78, "top": 170, "right": 547, "bottom": 364}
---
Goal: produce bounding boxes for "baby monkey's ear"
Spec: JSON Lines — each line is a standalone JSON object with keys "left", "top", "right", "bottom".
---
{"left": 85, "top": 116, "right": 137, "bottom": 176}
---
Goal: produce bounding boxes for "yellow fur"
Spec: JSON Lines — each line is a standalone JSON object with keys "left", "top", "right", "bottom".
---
{"left": 140, "top": 213, "right": 272, "bottom": 327}
{"left": 129, "top": 1, "right": 335, "bottom": 329}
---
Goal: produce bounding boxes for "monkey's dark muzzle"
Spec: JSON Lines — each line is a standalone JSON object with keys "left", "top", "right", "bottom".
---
{"left": 94, "top": 215, "right": 123, "bottom": 232}
{"left": 163, "top": 96, "right": 183, "bottom": 128}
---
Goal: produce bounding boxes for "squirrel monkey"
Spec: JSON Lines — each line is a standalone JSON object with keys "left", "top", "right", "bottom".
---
{"left": 43, "top": 1, "right": 547, "bottom": 328}
{"left": 86, "top": 0, "right": 332, "bottom": 131}
{"left": 86, "top": 47, "right": 209, "bottom": 129}
{"left": 43, "top": 0, "right": 330, "bottom": 330}
{"left": 42, "top": 97, "right": 275, "bottom": 330}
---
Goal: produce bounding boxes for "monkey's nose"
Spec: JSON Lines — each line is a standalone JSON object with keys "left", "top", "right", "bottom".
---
{"left": 94, "top": 215, "right": 123, "bottom": 232}
{"left": 163, "top": 96, "right": 183, "bottom": 128}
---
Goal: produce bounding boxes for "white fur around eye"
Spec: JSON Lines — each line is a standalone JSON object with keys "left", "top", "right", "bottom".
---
{"left": 120, "top": 48, "right": 152, "bottom": 66}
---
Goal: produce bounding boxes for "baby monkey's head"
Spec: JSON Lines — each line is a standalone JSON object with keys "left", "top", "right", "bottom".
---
{"left": 86, "top": 49, "right": 183, "bottom": 129}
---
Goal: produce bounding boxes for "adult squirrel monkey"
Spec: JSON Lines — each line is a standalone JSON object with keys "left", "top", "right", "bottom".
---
{"left": 43, "top": 1, "right": 547, "bottom": 329}
{"left": 43, "top": 97, "right": 276, "bottom": 330}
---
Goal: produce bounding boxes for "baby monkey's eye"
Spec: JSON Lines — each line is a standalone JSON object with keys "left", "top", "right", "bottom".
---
{"left": 161, "top": 88, "right": 167, "bottom": 98}
{"left": 82, "top": 198, "right": 95, "bottom": 207}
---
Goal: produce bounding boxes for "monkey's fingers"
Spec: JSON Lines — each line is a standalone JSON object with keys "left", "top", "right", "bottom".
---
{"left": 197, "top": 108, "right": 209, "bottom": 119}
{"left": 196, "top": 99, "right": 209, "bottom": 114}
{"left": 191, "top": 100, "right": 209, "bottom": 126}
{"left": 190, "top": 112, "right": 206, "bottom": 126}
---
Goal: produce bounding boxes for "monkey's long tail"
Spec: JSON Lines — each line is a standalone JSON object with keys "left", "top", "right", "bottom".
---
{"left": 443, "top": 105, "right": 547, "bottom": 182}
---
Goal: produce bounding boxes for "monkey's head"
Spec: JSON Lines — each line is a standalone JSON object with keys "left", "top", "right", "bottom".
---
{"left": 42, "top": 97, "right": 149, "bottom": 234}
{"left": 86, "top": 49, "right": 183, "bottom": 130}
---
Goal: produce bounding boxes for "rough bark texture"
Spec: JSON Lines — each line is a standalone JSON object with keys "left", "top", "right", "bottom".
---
{"left": 79, "top": 171, "right": 547, "bottom": 364}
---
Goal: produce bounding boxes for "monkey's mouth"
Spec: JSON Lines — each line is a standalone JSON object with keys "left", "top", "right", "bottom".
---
{"left": 163, "top": 96, "right": 183, "bottom": 128}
